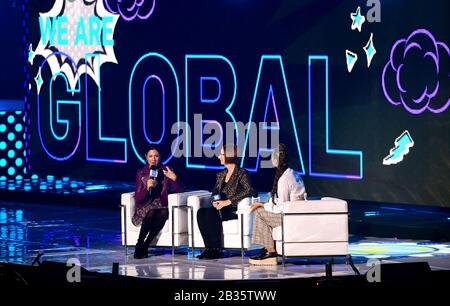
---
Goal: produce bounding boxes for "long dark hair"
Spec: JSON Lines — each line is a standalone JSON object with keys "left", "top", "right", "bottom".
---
{"left": 271, "top": 144, "right": 289, "bottom": 204}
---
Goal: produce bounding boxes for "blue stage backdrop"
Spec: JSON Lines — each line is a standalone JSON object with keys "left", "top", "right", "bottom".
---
{"left": 0, "top": 0, "right": 23, "bottom": 101}
{"left": 8, "top": 0, "right": 448, "bottom": 206}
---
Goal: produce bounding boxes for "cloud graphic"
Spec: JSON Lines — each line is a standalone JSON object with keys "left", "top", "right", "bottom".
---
{"left": 105, "top": 0, "right": 155, "bottom": 21}
{"left": 382, "top": 29, "right": 450, "bottom": 114}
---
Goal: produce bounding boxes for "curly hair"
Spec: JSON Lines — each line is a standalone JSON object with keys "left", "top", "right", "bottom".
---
{"left": 270, "top": 143, "right": 289, "bottom": 204}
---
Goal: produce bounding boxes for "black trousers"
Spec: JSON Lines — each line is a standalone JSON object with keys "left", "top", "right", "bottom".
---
{"left": 136, "top": 208, "right": 169, "bottom": 247}
{"left": 197, "top": 207, "right": 237, "bottom": 249}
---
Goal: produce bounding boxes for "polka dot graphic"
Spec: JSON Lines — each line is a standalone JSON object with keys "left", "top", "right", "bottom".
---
{"left": 0, "top": 111, "right": 27, "bottom": 178}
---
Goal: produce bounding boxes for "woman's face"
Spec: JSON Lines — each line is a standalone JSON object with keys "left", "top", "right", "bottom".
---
{"left": 146, "top": 149, "right": 160, "bottom": 167}
{"left": 271, "top": 153, "right": 279, "bottom": 168}
{"left": 218, "top": 148, "right": 226, "bottom": 165}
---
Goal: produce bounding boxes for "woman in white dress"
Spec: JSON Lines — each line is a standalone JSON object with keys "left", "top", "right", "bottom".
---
{"left": 249, "top": 143, "right": 306, "bottom": 265}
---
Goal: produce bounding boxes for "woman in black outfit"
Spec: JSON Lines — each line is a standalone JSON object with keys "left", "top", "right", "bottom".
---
{"left": 196, "top": 144, "right": 256, "bottom": 259}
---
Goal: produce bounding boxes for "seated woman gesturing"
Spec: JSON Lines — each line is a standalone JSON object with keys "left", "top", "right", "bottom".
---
{"left": 132, "top": 146, "right": 183, "bottom": 259}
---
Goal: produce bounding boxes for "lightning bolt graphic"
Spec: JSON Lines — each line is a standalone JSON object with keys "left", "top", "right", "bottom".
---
{"left": 383, "top": 130, "right": 414, "bottom": 165}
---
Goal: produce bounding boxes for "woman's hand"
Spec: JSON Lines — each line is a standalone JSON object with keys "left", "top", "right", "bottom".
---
{"left": 146, "top": 179, "right": 157, "bottom": 190}
{"left": 250, "top": 202, "right": 265, "bottom": 212}
{"left": 213, "top": 200, "right": 232, "bottom": 210}
{"left": 163, "top": 167, "right": 177, "bottom": 181}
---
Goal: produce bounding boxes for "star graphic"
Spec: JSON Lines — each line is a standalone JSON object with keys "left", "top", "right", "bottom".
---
{"left": 363, "top": 33, "right": 376, "bottom": 67}
{"left": 350, "top": 6, "right": 365, "bottom": 32}
{"left": 34, "top": 68, "right": 43, "bottom": 94}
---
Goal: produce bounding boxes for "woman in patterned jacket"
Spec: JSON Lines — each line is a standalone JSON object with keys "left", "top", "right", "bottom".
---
{"left": 196, "top": 144, "right": 257, "bottom": 260}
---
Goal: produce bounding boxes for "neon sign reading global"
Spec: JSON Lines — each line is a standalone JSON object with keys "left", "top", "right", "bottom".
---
{"left": 32, "top": 0, "right": 362, "bottom": 180}
{"left": 36, "top": 52, "right": 363, "bottom": 179}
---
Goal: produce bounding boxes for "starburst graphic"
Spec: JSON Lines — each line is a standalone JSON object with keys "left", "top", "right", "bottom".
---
{"left": 30, "top": 0, "right": 119, "bottom": 93}
{"left": 363, "top": 33, "right": 376, "bottom": 67}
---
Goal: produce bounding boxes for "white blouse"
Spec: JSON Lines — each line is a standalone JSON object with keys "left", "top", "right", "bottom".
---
{"left": 263, "top": 168, "right": 305, "bottom": 214}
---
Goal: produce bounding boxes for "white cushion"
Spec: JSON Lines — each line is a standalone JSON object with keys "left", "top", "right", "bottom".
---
{"left": 189, "top": 233, "right": 255, "bottom": 249}
{"left": 282, "top": 198, "right": 347, "bottom": 214}
{"left": 275, "top": 241, "right": 348, "bottom": 257}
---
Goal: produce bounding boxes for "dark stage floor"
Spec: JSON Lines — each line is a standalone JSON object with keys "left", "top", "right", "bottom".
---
{"left": 1, "top": 177, "right": 449, "bottom": 289}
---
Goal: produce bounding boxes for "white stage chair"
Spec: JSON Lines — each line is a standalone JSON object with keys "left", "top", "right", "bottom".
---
{"left": 120, "top": 190, "right": 210, "bottom": 255}
{"left": 187, "top": 192, "right": 258, "bottom": 257}
{"left": 272, "top": 197, "right": 359, "bottom": 274}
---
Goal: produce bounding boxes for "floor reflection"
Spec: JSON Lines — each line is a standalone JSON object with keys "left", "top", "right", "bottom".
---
{"left": 1, "top": 200, "right": 450, "bottom": 281}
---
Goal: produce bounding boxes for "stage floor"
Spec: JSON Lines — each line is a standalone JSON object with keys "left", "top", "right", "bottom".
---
{"left": 1, "top": 199, "right": 450, "bottom": 281}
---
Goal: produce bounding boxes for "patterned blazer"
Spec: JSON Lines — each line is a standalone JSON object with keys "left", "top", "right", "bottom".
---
{"left": 212, "top": 166, "right": 257, "bottom": 208}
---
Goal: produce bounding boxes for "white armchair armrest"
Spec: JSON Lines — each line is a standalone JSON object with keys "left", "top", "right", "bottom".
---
{"left": 187, "top": 192, "right": 213, "bottom": 210}
{"left": 236, "top": 197, "right": 252, "bottom": 214}
{"left": 168, "top": 190, "right": 210, "bottom": 208}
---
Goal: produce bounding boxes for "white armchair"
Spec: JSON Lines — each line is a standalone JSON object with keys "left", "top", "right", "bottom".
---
{"left": 272, "top": 197, "right": 358, "bottom": 272}
{"left": 187, "top": 192, "right": 258, "bottom": 256}
{"left": 120, "top": 190, "right": 210, "bottom": 255}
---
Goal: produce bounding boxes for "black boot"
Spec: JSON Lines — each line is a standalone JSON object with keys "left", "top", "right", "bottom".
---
{"left": 205, "top": 248, "right": 223, "bottom": 259}
{"left": 139, "top": 208, "right": 168, "bottom": 256}
{"left": 196, "top": 248, "right": 211, "bottom": 259}
{"left": 133, "top": 244, "right": 148, "bottom": 259}
{"left": 134, "top": 214, "right": 154, "bottom": 259}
